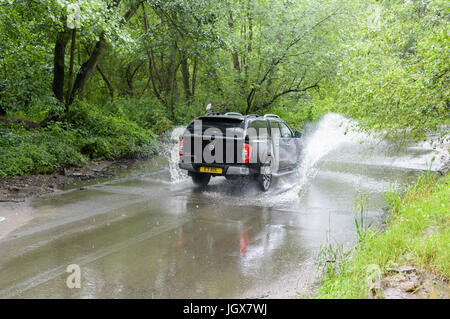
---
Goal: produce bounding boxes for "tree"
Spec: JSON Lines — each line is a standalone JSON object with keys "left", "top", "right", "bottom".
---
{"left": 214, "top": 0, "right": 354, "bottom": 114}
{"left": 333, "top": 0, "right": 450, "bottom": 141}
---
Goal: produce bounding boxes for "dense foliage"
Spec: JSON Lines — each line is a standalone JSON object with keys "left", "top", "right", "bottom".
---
{"left": 332, "top": 0, "right": 450, "bottom": 141}
{"left": 0, "top": 103, "right": 157, "bottom": 177}
{"left": 0, "top": 0, "right": 448, "bottom": 176}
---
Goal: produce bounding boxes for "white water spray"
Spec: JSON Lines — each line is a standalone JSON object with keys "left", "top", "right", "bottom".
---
{"left": 166, "top": 126, "right": 188, "bottom": 183}
{"left": 295, "top": 113, "right": 374, "bottom": 191}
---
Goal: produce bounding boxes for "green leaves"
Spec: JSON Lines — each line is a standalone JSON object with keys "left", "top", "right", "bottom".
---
{"left": 332, "top": 0, "right": 450, "bottom": 141}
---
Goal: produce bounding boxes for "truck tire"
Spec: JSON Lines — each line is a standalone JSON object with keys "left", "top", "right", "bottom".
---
{"left": 191, "top": 174, "right": 211, "bottom": 187}
{"left": 255, "top": 173, "right": 272, "bottom": 191}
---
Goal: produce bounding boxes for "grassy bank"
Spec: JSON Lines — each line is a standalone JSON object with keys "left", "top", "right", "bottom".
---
{"left": 0, "top": 100, "right": 163, "bottom": 178}
{"left": 316, "top": 172, "right": 450, "bottom": 298}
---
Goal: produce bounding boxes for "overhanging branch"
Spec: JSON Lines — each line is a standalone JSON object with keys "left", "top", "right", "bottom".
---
{"left": 260, "top": 83, "right": 320, "bottom": 109}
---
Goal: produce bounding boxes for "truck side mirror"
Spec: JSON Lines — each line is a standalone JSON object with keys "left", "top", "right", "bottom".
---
{"left": 294, "top": 131, "right": 302, "bottom": 138}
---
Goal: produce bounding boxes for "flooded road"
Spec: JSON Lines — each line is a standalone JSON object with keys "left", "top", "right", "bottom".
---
{"left": 0, "top": 114, "right": 447, "bottom": 298}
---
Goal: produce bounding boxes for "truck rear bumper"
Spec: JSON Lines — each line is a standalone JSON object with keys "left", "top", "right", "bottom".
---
{"left": 178, "top": 163, "right": 250, "bottom": 175}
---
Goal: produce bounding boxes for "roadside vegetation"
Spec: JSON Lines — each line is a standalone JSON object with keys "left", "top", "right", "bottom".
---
{"left": 316, "top": 172, "right": 450, "bottom": 298}
{"left": 0, "top": 0, "right": 448, "bottom": 177}
{"left": 0, "top": 102, "right": 158, "bottom": 177}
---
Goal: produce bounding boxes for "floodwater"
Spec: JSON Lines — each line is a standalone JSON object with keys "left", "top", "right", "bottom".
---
{"left": 0, "top": 114, "right": 447, "bottom": 298}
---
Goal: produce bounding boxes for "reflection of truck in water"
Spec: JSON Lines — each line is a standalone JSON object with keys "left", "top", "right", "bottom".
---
{"left": 178, "top": 112, "right": 302, "bottom": 191}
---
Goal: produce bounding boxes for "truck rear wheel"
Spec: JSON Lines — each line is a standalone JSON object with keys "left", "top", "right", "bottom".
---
{"left": 255, "top": 173, "right": 272, "bottom": 191}
{"left": 191, "top": 174, "right": 211, "bottom": 187}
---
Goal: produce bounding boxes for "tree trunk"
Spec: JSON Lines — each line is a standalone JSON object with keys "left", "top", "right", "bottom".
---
{"left": 169, "top": 41, "right": 178, "bottom": 120}
{"left": 126, "top": 64, "right": 134, "bottom": 93}
{"left": 191, "top": 56, "right": 198, "bottom": 97}
{"left": 142, "top": 2, "right": 164, "bottom": 103}
{"left": 65, "top": 28, "right": 77, "bottom": 110}
{"left": 166, "top": 41, "right": 177, "bottom": 95}
{"left": 245, "top": 89, "right": 255, "bottom": 114}
{"left": 68, "top": 35, "right": 107, "bottom": 105}
{"left": 180, "top": 54, "right": 191, "bottom": 102}
{"left": 247, "top": 1, "right": 253, "bottom": 54}
{"left": 0, "top": 106, "right": 5, "bottom": 116}
{"left": 97, "top": 64, "right": 114, "bottom": 103}
{"left": 244, "top": 1, "right": 253, "bottom": 87}
{"left": 232, "top": 53, "right": 240, "bottom": 72}
{"left": 170, "top": 65, "right": 179, "bottom": 120}
{"left": 146, "top": 50, "right": 164, "bottom": 103}
{"left": 228, "top": 12, "right": 241, "bottom": 72}
{"left": 52, "top": 31, "right": 70, "bottom": 102}
{"left": 77, "top": 42, "right": 81, "bottom": 65}
{"left": 125, "top": 61, "right": 144, "bottom": 95}
{"left": 0, "top": 76, "right": 5, "bottom": 115}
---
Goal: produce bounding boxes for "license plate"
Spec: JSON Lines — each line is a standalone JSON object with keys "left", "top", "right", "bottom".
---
{"left": 199, "top": 167, "right": 222, "bottom": 174}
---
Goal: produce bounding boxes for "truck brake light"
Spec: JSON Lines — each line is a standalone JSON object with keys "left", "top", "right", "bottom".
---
{"left": 242, "top": 143, "right": 252, "bottom": 164}
{"left": 179, "top": 139, "right": 184, "bottom": 158}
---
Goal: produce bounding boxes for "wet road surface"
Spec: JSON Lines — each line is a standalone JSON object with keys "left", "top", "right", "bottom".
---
{"left": 0, "top": 114, "right": 446, "bottom": 298}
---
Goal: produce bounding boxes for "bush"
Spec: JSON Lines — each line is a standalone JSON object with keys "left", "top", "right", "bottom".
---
{"left": 0, "top": 102, "right": 159, "bottom": 177}
{"left": 0, "top": 123, "right": 86, "bottom": 177}
{"left": 68, "top": 102, "right": 158, "bottom": 159}
{"left": 104, "top": 96, "right": 173, "bottom": 133}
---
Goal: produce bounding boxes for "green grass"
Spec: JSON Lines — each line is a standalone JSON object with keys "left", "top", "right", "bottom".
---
{"left": 0, "top": 101, "right": 159, "bottom": 177}
{"left": 316, "top": 172, "right": 450, "bottom": 298}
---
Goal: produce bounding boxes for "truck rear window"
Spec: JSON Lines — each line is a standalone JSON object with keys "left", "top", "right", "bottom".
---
{"left": 186, "top": 117, "right": 244, "bottom": 135}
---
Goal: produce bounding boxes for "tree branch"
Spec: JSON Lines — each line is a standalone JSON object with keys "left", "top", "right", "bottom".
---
{"left": 260, "top": 83, "right": 320, "bottom": 109}
{"left": 97, "top": 64, "right": 114, "bottom": 103}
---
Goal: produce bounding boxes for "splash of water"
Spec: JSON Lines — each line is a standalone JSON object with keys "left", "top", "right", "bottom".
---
{"left": 165, "top": 126, "right": 188, "bottom": 183}
{"left": 292, "top": 113, "right": 448, "bottom": 196}
{"left": 295, "top": 113, "right": 373, "bottom": 192}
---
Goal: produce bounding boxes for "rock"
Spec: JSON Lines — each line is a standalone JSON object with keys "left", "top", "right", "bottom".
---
{"left": 398, "top": 281, "right": 419, "bottom": 292}
{"left": 91, "top": 161, "right": 113, "bottom": 172}
{"left": 369, "top": 284, "right": 384, "bottom": 299}
{"left": 383, "top": 287, "right": 416, "bottom": 299}
{"left": 388, "top": 266, "right": 418, "bottom": 274}
{"left": 71, "top": 172, "right": 85, "bottom": 177}
{"left": 402, "top": 252, "right": 415, "bottom": 263}
{"left": 425, "top": 226, "right": 440, "bottom": 236}
{"left": 377, "top": 265, "right": 425, "bottom": 298}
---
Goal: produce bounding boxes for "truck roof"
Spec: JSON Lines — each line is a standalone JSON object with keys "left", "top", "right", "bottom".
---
{"left": 198, "top": 112, "right": 284, "bottom": 122}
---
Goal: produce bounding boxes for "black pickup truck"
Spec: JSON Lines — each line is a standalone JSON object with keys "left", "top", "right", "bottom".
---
{"left": 178, "top": 112, "right": 302, "bottom": 191}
